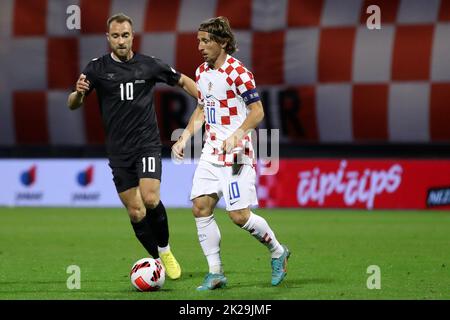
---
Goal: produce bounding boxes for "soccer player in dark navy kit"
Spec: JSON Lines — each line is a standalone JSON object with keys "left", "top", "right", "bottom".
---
{"left": 68, "top": 13, "right": 197, "bottom": 279}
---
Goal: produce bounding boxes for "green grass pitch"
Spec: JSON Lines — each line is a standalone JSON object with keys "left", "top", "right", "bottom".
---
{"left": 0, "top": 207, "right": 449, "bottom": 300}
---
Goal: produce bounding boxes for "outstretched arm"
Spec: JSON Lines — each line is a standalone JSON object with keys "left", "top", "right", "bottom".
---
{"left": 67, "top": 74, "right": 90, "bottom": 110}
{"left": 171, "top": 104, "right": 205, "bottom": 160}
{"left": 177, "top": 74, "right": 198, "bottom": 99}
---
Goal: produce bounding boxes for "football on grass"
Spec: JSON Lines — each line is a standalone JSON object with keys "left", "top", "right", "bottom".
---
{"left": 130, "top": 257, "right": 165, "bottom": 291}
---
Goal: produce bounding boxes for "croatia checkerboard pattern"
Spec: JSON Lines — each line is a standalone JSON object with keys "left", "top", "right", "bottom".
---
{"left": 0, "top": 0, "right": 449, "bottom": 146}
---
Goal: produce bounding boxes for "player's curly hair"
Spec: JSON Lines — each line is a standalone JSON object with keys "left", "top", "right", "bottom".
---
{"left": 198, "top": 16, "right": 237, "bottom": 54}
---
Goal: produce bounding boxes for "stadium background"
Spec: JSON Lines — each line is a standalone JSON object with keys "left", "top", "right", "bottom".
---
{"left": 1, "top": 0, "right": 450, "bottom": 209}
{"left": 1, "top": 0, "right": 450, "bottom": 302}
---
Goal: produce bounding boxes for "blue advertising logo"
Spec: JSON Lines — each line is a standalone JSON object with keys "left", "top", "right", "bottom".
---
{"left": 77, "top": 165, "right": 94, "bottom": 187}
{"left": 20, "top": 165, "right": 37, "bottom": 187}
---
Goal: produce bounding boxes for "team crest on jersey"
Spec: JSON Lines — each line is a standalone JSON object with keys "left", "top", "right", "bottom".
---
{"left": 134, "top": 70, "right": 143, "bottom": 78}
{"left": 208, "top": 82, "right": 213, "bottom": 92}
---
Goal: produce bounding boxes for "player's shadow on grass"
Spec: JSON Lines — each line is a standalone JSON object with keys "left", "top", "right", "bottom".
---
{"left": 0, "top": 280, "right": 124, "bottom": 285}
{"left": 235, "top": 277, "right": 334, "bottom": 289}
{"left": 0, "top": 279, "right": 132, "bottom": 294}
{"left": 0, "top": 280, "right": 65, "bottom": 285}
{"left": 182, "top": 271, "right": 213, "bottom": 279}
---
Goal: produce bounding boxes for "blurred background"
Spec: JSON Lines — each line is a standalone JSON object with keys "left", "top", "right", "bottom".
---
{"left": 1, "top": 0, "right": 449, "bottom": 209}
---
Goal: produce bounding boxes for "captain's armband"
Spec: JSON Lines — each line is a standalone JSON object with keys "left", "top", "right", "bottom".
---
{"left": 241, "top": 88, "right": 261, "bottom": 106}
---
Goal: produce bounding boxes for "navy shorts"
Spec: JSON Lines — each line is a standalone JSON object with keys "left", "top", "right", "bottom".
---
{"left": 109, "top": 149, "right": 162, "bottom": 194}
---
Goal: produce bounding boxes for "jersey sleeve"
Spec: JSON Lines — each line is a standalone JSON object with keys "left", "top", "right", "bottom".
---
{"left": 232, "top": 64, "right": 261, "bottom": 106}
{"left": 195, "top": 66, "right": 204, "bottom": 106}
{"left": 152, "top": 58, "right": 182, "bottom": 86}
{"left": 81, "top": 59, "right": 98, "bottom": 96}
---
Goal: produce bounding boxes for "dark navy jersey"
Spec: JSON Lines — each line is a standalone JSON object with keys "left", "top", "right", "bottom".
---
{"left": 82, "top": 53, "right": 181, "bottom": 165}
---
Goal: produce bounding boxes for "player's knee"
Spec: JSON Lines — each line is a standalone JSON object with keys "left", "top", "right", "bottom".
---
{"left": 142, "top": 192, "right": 160, "bottom": 209}
{"left": 192, "top": 202, "right": 211, "bottom": 218}
{"left": 228, "top": 209, "right": 250, "bottom": 227}
{"left": 127, "top": 205, "right": 146, "bottom": 223}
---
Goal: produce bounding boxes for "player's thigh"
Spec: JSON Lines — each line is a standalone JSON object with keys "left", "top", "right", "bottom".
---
{"left": 223, "top": 164, "right": 258, "bottom": 212}
{"left": 192, "top": 193, "right": 220, "bottom": 218}
{"left": 136, "top": 149, "right": 162, "bottom": 208}
{"left": 110, "top": 165, "right": 139, "bottom": 195}
{"left": 137, "top": 149, "right": 162, "bottom": 181}
{"left": 110, "top": 165, "right": 146, "bottom": 222}
{"left": 190, "top": 160, "right": 223, "bottom": 203}
{"left": 118, "top": 186, "right": 146, "bottom": 223}
{"left": 139, "top": 178, "right": 160, "bottom": 209}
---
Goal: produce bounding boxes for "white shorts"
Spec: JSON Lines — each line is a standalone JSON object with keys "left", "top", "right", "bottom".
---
{"left": 190, "top": 159, "right": 258, "bottom": 211}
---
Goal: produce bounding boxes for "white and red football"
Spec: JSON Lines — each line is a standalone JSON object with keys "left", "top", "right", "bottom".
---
{"left": 130, "top": 257, "right": 165, "bottom": 292}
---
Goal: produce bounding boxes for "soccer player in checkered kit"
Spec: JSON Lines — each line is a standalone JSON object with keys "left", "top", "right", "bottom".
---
{"left": 172, "top": 17, "right": 290, "bottom": 290}
{"left": 67, "top": 13, "right": 198, "bottom": 280}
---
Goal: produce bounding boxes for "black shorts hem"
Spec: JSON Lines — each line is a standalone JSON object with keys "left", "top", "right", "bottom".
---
{"left": 109, "top": 149, "right": 162, "bottom": 193}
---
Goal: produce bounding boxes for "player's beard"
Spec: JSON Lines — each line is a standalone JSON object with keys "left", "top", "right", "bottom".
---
{"left": 114, "top": 46, "right": 131, "bottom": 61}
{"left": 204, "top": 53, "right": 217, "bottom": 68}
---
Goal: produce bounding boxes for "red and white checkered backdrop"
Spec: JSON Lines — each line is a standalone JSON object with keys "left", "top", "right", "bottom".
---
{"left": 1, "top": 0, "right": 450, "bottom": 147}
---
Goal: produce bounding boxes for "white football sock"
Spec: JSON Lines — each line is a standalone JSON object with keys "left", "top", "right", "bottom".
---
{"left": 158, "top": 244, "right": 170, "bottom": 254}
{"left": 242, "top": 212, "right": 284, "bottom": 259}
{"left": 195, "top": 215, "right": 223, "bottom": 274}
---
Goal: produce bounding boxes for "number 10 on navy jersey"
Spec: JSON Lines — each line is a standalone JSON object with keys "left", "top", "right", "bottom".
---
{"left": 120, "top": 82, "right": 134, "bottom": 100}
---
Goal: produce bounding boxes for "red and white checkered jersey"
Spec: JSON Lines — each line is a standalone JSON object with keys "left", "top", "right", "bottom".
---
{"left": 196, "top": 55, "right": 257, "bottom": 166}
